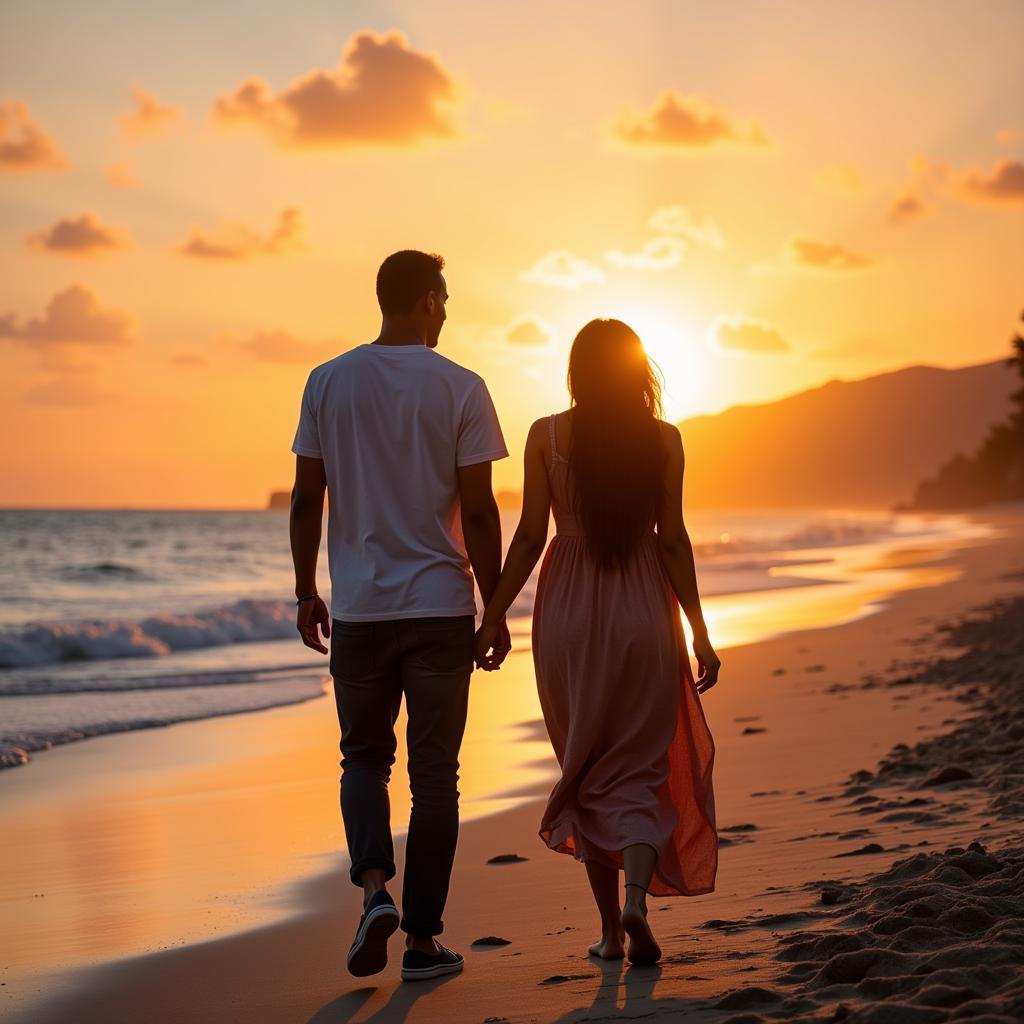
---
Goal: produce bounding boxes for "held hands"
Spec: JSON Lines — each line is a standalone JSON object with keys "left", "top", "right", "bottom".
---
{"left": 474, "top": 618, "right": 511, "bottom": 671}
{"left": 692, "top": 632, "right": 721, "bottom": 693}
{"left": 297, "top": 596, "right": 331, "bottom": 654}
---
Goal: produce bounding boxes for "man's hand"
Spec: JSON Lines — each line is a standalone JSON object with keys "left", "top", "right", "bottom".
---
{"left": 297, "top": 596, "right": 331, "bottom": 654}
{"left": 692, "top": 632, "right": 721, "bottom": 694}
{"left": 474, "top": 619, "right": 511, "bottom": 671}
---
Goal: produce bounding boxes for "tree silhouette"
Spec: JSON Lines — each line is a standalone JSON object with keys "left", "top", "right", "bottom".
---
{"left": 911, "top": 308, "right": 1024, "bottom": 508}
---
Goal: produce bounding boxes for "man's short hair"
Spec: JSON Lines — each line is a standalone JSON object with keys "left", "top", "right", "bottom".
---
{"left": 376, "top": 250, "right": 445, "bottom": 315}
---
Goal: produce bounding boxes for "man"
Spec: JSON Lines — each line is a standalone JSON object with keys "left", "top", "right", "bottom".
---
{"left": 289, "top": 250, "right": 511, "bottom": 983}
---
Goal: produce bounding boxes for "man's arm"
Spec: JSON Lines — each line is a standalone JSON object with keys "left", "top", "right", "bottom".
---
{"left": 457, "top": 460, "right": 509, "bottom": 668}
{"left": 457, "top": 460, "right": 502, "bottom": 605}
{"left": 473, "top": 419, "right": 550, "bottom": 670}
{"left": 290, "top": 454, "right": 330, "bottom": 654}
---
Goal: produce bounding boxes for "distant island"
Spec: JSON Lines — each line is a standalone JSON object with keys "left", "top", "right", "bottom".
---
{"left": 904, "top": 308, "right": 1024, "bottom": 510}
{"left": 267, "top": 490, "right": 290, "bottom": 510}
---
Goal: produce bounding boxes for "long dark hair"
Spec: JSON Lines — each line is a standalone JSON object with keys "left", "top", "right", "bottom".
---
{"left": 566, "top": 319, "right": 665, "bottom": 569}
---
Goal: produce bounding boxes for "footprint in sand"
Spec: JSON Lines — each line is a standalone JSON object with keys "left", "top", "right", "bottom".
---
{"left": 834, "top": 842, "right": 885, "bottom": 857}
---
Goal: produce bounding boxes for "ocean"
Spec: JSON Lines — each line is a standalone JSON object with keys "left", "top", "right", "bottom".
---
{"left": 0, "top": 506, "right": 984, "bottom": 768}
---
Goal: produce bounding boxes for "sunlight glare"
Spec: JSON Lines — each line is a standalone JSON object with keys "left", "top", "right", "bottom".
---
{"left": 621, "top": 307, "right": 710, "bottom": 422}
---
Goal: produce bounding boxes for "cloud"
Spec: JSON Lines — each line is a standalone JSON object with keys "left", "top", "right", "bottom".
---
{"left": 504, "top": 315, "right": 554, "bottom": 346}
{"left": 23, "top": 373, "right": 114, "bottom": 406}
{"left": 119, "top": 86, "right": 184, "bottom": 140}
{"left": 169, "top": 350, "right": 207, "bottom": 367}
{"left": 238, "top": 330, "right": 339, "bottom": 364}
{"left": 958, "top": 159, "right": 1024, "bottom": 205}
{"left": 606, "top": 236, "right": 686, "bottom": 271}
{"left": 212, "top": 30, "right": 461, "bottom": 149}
{"left": 889, "top": 154, "right": 1024, "bottom": 216}
{"left": 886, "top": 154, "right": 942, "bottom": 225}
{"left": 647, "top": 205, "right": 724, "bottom": 248}
{"left": 784, "top": 236, "right": 874, "bottom": 272}
{"left": 177, "top": 207, "right": 305, "bottom": 260}
{"left": 521, "top": 250, "right": 605, "bottom": 289}
{"left": 0, "top": 100, "right": 69, "bottom": 172}
{"left": 105, "top": 160, "right": 138, "bottom": 188}
{"left": 887, "top": 191, "right": 929, "bottom": 225}
{"left": 0, "top": 285, "right": 136, "bottom": 352}
{"left": 610, "top": 91, "right": 769, "bottom": 151}
{"left": 749, "top": 236, "right": 874, "bottom": 276}
{"left": 708, "top": 313, "right": 790, "bottom": 354}
{"left": 27, "top": 212, "right": 131, "bottom": 256}
{"left": 816, "top": 164, "right": 864, "bottom": 195}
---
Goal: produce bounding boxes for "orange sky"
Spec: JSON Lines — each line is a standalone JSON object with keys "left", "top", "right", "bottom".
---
{"left": 1, "top": 2, "right": 1022, "bottom": 508}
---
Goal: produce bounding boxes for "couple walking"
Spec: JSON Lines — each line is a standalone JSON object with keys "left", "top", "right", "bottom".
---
{"left": 289, "top": 250, "right": 719, "bottom": 983}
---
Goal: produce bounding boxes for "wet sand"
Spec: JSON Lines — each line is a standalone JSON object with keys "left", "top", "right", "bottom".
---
{"left": 3, "top": 506, "right": 1022, "bottom": 1023}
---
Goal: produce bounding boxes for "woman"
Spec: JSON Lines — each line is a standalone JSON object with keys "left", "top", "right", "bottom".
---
{"left": 475, "top": 318, "right": 719, "bottom": 966}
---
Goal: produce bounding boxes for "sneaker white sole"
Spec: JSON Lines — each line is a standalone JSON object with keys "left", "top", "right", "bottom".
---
{"left": 400, "top": 958, "right": 464, "bottom": 982}
{"left": 347, "top": 905, "right": 400, "bottom": 977}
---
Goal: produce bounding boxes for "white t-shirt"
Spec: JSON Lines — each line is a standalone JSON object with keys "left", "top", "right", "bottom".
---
{"left": 291, "top": 343, "right": 508, "bottom": 622}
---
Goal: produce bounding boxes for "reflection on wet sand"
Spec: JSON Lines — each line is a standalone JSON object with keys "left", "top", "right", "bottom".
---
{"left": 0, "top": 517, "right": 994, "bottom": 984}
{"left": 701, "top": 536, "right": 978, "bottom": 651}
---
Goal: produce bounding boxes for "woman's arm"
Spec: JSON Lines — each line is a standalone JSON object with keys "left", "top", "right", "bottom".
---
{"left": 656, "top": 422, "right": 721, "bottom": 692}
{"left": 475, "top": 419, "right": 552, "bottom": 665}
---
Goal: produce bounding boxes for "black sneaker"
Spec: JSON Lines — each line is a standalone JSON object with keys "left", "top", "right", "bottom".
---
{"left": 346, "top": 890, "right": 400, "bottom": 977}
{"left": 400, "top": 943, "right": 465, "bottom": 982}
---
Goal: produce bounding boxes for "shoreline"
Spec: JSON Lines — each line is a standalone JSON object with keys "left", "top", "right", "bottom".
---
{"left": 0, "top": 680, "right": 328, "bottom": 769}
{"left": 0, "top": 508, "right": 990, "bottom": 772}
{"left": 3, "top": 506, "right": 1023, "bottom": 1023}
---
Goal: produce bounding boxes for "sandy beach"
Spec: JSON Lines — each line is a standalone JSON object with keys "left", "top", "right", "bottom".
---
{"left": 3, "top": 506, "right": 1023, "bottom": 1024}
{"left": 5, "top": 4, "right": 1023, "bottom": 1021}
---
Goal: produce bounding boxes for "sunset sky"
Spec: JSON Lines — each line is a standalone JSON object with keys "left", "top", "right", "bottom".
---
{"left": 2, "top": 1, "right": 1022, "bottom": 508}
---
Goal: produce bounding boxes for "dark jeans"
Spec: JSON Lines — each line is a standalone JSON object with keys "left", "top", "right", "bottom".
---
{"left": 330, "top": 615, "right": 475, "bottom": 937}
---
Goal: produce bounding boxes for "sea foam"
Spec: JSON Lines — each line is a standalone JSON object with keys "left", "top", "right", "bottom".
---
{"left": 0, "top": 599, "right": 298, "bottom": 669}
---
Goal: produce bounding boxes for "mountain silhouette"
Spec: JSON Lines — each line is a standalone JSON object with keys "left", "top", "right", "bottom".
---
{"left": 678, "top": 360, "right": 1015, "bottom": 508}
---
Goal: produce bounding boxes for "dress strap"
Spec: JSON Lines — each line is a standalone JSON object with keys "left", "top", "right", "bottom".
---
{"left": 548, "top": 413, "right": 568, "bottom": 463}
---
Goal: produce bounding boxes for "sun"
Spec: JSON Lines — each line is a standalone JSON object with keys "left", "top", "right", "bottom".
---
{"left": 616, "top": 307, "right": 712, "bottom": 423}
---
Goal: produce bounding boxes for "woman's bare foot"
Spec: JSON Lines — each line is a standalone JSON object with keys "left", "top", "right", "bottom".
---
{"left": 621, "top": 900, "right": 661, "bottom": 966}
{"left": 587, "top": 929, "right": 625, "bottom": 960}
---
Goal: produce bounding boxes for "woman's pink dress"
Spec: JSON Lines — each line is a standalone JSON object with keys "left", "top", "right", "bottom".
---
{"left": 532, "top": 414, "right": 718, "bottom": 896}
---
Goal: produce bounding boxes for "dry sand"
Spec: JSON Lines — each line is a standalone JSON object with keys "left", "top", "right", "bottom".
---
{"left": 683, "top": 587, "right": 1024, "bottom": 1023}
{"left": 4, "top": 507, "right": 1023, "bottom": 1024}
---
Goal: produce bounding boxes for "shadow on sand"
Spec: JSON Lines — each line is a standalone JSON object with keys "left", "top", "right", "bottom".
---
{"left": 308, "top": 973, "right": 461, "bottom": 1024}
{"left": 550, "top": 958, "right": 715, "bottom": 1024}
